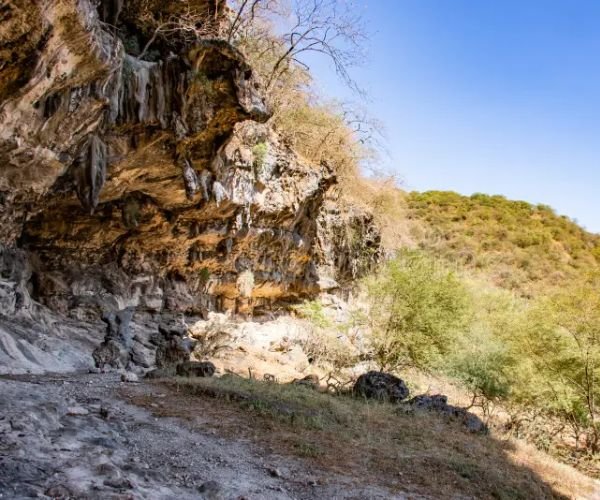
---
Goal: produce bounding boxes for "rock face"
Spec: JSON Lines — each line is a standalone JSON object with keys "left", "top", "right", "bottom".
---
{"left": 353, "top": 371, "right": 410, "bottom": 402}
{"left": 0, "top": 0, "right": 380, "bottom": 337}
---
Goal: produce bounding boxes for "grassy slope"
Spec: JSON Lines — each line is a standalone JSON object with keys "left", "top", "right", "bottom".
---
{"left": 132, "top": 376, "right": 597, "bottom": 499}
{"left": 405, "top": 191, "right": 600, "bottom": 297}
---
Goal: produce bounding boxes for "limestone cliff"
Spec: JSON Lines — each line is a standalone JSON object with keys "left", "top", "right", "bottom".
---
{"left": 0, "top": 0, "right": 379, "bottom": 373}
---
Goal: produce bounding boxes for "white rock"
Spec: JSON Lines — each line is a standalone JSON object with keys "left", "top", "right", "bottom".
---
{"left": 66, "top": 406, "right": 89, "bottom": 416}
{"left": 121, "top": 372, "right": 139, "bottom": 383}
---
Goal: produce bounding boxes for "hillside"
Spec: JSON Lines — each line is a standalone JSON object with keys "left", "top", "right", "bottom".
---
{"left": 405, "top": 191, "right": 600, "bottom": 296}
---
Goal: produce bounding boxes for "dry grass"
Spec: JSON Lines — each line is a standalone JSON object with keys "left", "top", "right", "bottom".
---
{"left": 339, "top": 176, "right": 417, "bottom": 251}
{"left": 399, "top": 369, "right": 600, "bottom": 499}
{"left": 124, "top": 376, "right": 599, "bottom": 499}
{"left": 505, "top": 440, "right": 599, "bottom": 500}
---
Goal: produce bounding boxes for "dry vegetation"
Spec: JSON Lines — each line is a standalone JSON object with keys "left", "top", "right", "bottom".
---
{"left": 127, "top": 375, "right": 598, "bottom": 499}
{"left": 406, "top": 191, "right": 600, "bottom": 297}
{"left": 297, "top": 246, "right": 600, "bottom": 477}
{"left": 225, "top": 0, "right": 414, "bottom": 249}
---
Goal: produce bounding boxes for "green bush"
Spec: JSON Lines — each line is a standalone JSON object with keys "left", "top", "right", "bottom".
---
{"left": 252, "top": 142, "right": 268, "bottom": 175}
{"left": 364, "top": 249, "right": 471, "bottom": 371}
{"left": 516, "top": 274, "right": 600, "bottom": 451}
{"left": 446, "top": 288, "right": 523, "bottom": 414}
{"left": 293, "top": 300, "right": 331, "bottom": 329}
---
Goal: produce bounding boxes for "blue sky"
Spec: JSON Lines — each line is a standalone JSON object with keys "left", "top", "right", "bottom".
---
{"left": 306, "top": 0, "right": 600, "bottom": 233}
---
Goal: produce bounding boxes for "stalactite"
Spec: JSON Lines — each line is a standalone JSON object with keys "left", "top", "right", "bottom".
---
{"left": 181, "top": 157, "right": 199, "bottom": 200}
{"left": 199, "top": 170, "right": 212, "bottom": 201}
{"left": 74, "top": 135, "right": 107, "bottom": 213}
{"left": 213, "top": 181, "right": 228, "bottom": 206}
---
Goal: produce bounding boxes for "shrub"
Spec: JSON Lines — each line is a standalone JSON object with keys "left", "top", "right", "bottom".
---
{"left": 252, "top": 142, "right": 268, "bottom": 175}
{"left": 199, "top": 266, "right": 211, "bottom": 285}
{"left": 293, "top": 300, "right": 331, "bottom": 329}
{"left": 364, "top": 250, "right": 471, "bottom": 371}
{"left": 517, "top": 274, "right": 600, "bottom": 452}
{"left": 447, "top": 290, "right": 518, "bottom": 417}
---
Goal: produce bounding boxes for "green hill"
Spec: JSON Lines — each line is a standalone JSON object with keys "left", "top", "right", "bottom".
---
{"left": 405, "top": 191, "right": 600, "bottom": 297}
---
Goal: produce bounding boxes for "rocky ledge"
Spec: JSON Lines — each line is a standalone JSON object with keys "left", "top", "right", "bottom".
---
{"left": 0, "top": 0, "right": 379, "bottom": 346}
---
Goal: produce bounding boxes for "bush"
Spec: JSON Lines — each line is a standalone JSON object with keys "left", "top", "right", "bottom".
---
{"left": 293, "top": 300, "right": 331, "bottom": 329}
{"left": 516, "top": 274, "right": 600, "bottom": 451}
{"left": 449, "top": 328, "right": 514, "bottom": 417}
{"left": 364, "top": 250, "right": 471, "bottom": 371}
{"left": 252, "top": 142, "right": 268, "bottom": 175}
{"left": 447, "top": 286, "right": 524, "bottom": 408}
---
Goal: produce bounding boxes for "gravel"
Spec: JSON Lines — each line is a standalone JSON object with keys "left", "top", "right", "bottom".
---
{"left": 0, "top": 373, "right": 408, "bottom": 499}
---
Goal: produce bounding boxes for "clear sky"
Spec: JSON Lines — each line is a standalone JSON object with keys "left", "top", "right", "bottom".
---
{"left": 307, "top": 0, "right": 600, "bottom": 233}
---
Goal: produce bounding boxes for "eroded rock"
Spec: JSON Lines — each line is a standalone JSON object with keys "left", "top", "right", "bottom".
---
{"left": 92, "top": 308, "right": 135, "bottom": 369}
{"left": 353, "top": 371, "right": 410, "bottom": 403}
{"left": 0, "top": 0, "right": 381, "bottom": 376}
{"left": 404, "top": 394, "right": 487, "bottom": 433}
{"left": 0, "top": 0, "right": 379, "bottom": 319}
{"left": 153, "top": 321, "right": 195, "bottom": 368}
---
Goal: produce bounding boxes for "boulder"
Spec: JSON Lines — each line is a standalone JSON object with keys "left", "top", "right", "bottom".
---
{"left": 156, "top": 338, "right": 193, "bottom": 367}
{"left": 92, "top": 339, "right": 126, "bottom": 370}
{"left": 198, "top": 480, "right": 227, "bottom": 500}
{"left": 405, "top": 394, "right": 487, "bottom": 433}
{"left": 45, "top": 485, "right": 74, "bottom": 498}
{"left": 353, "top": 371, "right": 409, "bottom": 402}
{"left": 408, "top": 394, "right": 449, "bottom": 411}
{"left": 121, "top": 371, "right": 139, "bottom": 383}
{"left": 153, "top": 322, "right": 194, "bottom": 368}
{"left": 176, "top": 361, "right": 216, "bottom": 378}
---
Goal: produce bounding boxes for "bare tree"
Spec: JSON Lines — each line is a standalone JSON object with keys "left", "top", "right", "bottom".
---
{"left": 271, "top": 0, "right": 366, "bottom": 90}
{"left": 226, "top": 0, "right": 276, "bottom": 43}
{"left": 135, "top": 0, "right": 367, "bottom": 95}
{"left": 138, "top": 2, "right": 222, "bottom": 59}
{"left": 227, "top": 0, "right": 368, "bottom": 93}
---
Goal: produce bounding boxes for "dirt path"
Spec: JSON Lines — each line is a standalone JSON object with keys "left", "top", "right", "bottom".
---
{"left": 0, "top": 373, "right": 412, "bottom": 499}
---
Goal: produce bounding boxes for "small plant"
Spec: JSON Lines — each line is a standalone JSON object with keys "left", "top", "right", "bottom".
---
{"left": 293, "top": 300, "right": 331, "bottom": 329}
{"left": 122, "top": 35, "right": 141, "bottom": 55}
{"left": 252, "top": 142, "right": 268, "bottom": 177}
{"left": 199, "top": 266, "right": 211, "bottom": 285}
{"left": 193, "top": 71, "right": 216, "bottom": 99}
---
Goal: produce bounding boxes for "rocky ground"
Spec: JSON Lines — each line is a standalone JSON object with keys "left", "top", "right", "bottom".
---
{"left": 0, "top": 372, "right": 413, "bottom": 500}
